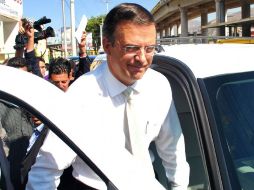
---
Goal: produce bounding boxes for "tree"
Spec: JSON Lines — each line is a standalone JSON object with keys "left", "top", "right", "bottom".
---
{"left": 86, "top": 15, "right": 105, "bottom": 53}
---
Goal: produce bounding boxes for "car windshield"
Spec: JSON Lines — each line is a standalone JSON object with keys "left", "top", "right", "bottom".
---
{"left": 203, "top": 72, "right": 254, "bottom": 190}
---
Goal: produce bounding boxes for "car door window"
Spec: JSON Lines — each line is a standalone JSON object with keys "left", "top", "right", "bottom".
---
{"left": 0, "top": 95, "right": 115, "bottom": 189}
{"left": 151, "top": 56, "right": 210, "bottom": 190}
{"left": 200, "top": 70, "right": 254, "bottom": 190}
{"left": 204, "top": 75, "right": 254, "bottom": 190}
{"left": 168, "top": 75, "right": 209, "bottom": 190}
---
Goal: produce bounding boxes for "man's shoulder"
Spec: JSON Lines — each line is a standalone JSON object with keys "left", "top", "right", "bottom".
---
{"left": 67, "top": 66, "right": 104, "bottom": 99}
{"left": 70, "top": 70, "right": 102, "bottom": 89}
{"left": 142, "top": 68, "right": 172, "bottom": 102}
{"left": 145, "top": 68, "right": 170, "bottom": 88}
{"left": 72, "top": 62, "right": 105, "bottom": 86}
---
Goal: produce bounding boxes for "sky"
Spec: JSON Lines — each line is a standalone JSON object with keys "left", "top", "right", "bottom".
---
{"left": 23, "top": 0, "right": 159, "bottom": 31}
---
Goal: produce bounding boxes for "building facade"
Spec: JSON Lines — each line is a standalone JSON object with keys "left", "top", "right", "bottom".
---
{"left": 0, "top": 0, "right": 23, "bottom": 63}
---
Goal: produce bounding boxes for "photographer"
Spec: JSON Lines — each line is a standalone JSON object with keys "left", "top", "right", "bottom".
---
{"left": 14, "top": 17, "right": 55, "bottom": 78}
{"left": 14, "top": 19, "right": 42, "bottom": 78}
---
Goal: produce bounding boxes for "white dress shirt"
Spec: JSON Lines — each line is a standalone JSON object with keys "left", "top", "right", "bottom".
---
{"left": 26, "top": 62, "right": 189, "bottom": 190}
{"left": 27, "top": 124, "right": 45, "bottom": 152}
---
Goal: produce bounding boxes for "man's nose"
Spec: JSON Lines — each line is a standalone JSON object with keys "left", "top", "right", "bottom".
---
{"left": 135, "top": 48, "right": 146, "bottom": 63}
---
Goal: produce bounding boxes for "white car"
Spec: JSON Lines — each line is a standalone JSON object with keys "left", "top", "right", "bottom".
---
{"left": 0, "top": 44, "right": 254, "bottom": 190}
{"left": 152, "top": 44, "right": 254, "bottom": 190}
{"left": 90, "top": 53, "right": 107, "bottom": 70}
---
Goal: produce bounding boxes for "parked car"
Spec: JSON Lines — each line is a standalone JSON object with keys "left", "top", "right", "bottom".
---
{"left": 90, "top": 53, "right": 107, "bottom": 70}
{"left": 0, "top": 44, "right": 253, "bottom": 190}
{"left": 67, "top": 55, "right": 96, "bottom": 65}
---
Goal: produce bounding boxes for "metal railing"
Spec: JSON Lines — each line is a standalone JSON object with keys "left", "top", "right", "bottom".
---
{"left": 157, "top": 36, "right": 254, "bottom": 45}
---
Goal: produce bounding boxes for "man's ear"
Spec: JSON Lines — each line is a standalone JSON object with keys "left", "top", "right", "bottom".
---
{"left": 103, "top": 37, "right": 111, "bottom": 55}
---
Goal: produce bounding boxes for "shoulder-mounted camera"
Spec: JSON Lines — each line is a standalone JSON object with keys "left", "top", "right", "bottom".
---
{"left": 14, "top": 16, "right": 56, "bottom": 50}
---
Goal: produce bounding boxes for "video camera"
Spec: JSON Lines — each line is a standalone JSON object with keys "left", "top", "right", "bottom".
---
{"left": 14, "top": 16, "right": 55, "bottom": 50}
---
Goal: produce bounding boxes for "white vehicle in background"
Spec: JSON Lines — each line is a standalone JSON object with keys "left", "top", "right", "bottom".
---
{"left": 0, "top": 44, "right": 254, "bottom": 190}
{"left": 90, "top": 53, "right": 107, "bottom": 70}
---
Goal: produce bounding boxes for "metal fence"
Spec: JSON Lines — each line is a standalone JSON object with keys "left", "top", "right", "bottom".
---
{"left": 157, "top": 36, "right": 254, "bottom": 45}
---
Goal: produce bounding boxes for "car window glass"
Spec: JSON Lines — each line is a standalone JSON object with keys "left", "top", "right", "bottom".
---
{"left": 202, "top": 71, "right": 254, "bottom": 190}
{"left": 151, "top": 63, "right": 210, "bottom": 189}
{"left": 0, "top": 97, "right": 110, "bottom": 189}
{"left": 216, "top": 79, "right": 254, "bottom": 190}
{"left": 170, "top": 81, "right": 210, "bottom": 190}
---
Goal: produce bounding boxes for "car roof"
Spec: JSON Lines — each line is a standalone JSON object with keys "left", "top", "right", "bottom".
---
{"left": 93, "top": 53, "right": 107, "bottom": 61}
{"left": 159, "top": 44, "right": 254, "bottom": 78}
{"left": 68, "top": 55, "right": 96, "bottom": 59}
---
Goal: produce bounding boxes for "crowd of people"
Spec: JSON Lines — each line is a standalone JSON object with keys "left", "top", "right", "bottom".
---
{"left": 0, "top": 3, "right": 190, "bottom": 190}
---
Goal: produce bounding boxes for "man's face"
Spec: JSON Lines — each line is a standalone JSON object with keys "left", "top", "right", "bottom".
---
{"left": 103, "top": 21, "right": 156, "bottom": 86}
{"left": 31, "top": 115, "right": 42, "bottom": 126}
{"left": 19, "top": 66, "right": 28, "bottom": 72}
{"left": 39, "top": 61, "right": 46, "bottom": 77}
{"left": 50, "top": 73, "right": 70, "bottom": 92}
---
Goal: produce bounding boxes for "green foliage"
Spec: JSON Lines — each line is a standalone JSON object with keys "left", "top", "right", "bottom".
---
{"left": 86, "top": 15, "right": 105, "bottom": 52}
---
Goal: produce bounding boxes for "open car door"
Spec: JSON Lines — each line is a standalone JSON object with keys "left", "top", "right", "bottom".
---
{"left": 0, "top": 65, "right": 165, "bottom": 190}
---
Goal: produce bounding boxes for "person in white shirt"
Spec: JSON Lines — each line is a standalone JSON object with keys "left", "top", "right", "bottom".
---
{"left": 26, "top": 3, "right": 189, "bottom": 190}
{"left": 26, "top": 122, "right": 44, "bottom": 153}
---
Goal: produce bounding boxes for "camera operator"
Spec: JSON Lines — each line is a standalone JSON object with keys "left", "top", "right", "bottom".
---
{"left": 15, "top": 19, "right": 43, "bottom": 78}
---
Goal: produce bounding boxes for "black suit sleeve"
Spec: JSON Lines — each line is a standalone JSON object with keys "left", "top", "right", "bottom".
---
{"left": 75, "top": 56, "right": 91, "bottom": 80}
{"left": 25, "top": 50, "right": 43, "bottom": 77}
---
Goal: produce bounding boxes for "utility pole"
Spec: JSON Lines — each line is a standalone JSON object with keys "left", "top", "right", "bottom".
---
{"left": 99, "top": 22, "right": 103, "bottom": 52}
{"left": 99, "top": 0, "right": 111, "bottom": 53}
{"left": 102, "top": 0, "right": 111, "bottom": 13}
{"left": 70, "top": 0, "right": 77, "bottom": 56}
{"left": 61, "top": 0, "right": 67, "bottom": 58}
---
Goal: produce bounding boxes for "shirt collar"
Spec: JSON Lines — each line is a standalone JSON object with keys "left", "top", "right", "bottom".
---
{"left": 104, "top": 63, "right": 141, "bottom": 98}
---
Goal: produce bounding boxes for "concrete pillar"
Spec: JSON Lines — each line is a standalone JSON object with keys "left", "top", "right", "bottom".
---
{"left": 156, "top": 32, "right": 160, "bottom": 41}
{"left": 160, "top": 29, "right": 163, "bottom": 39}
{"left": 179, "top": 7, "right": 188, "bottom": 37}
{"left": 201, "top": 8, "right": 208, "bottom": 43}
{"left": 177, "top": 24, "right": 180, "bottom": 36}
{"left": 165, "top": 27, "right": 169, "bottom": 37}
{"left": 233, "top": 27, "right": 238, "bottom": 37}
{"left": 228, "top": 26, "right": 232, "bottom": 36}
{"left": 201, "top": 9, "right": 208, "bottom": 37}
{"left": 171, "top": 25, "right": 177, "bottom": 36}
{"left": 3, "top": 22, "right": 18, "bottom": 54}
{"left": 166, "top": 26, "right": 170, "bottom": 37}
{"left": 241, "top": 0, "right": 251, "bottom": 37}
{"left": 171, "top": 25, "right": 175, "bottom": 36}
{"left": 0, "top": 21, "right": 3, "bottom": 52}
{"left": 215, "top": 0, "right": 225, "bottom": 36}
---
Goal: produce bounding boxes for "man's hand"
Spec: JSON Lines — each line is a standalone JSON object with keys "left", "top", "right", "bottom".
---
{"left": 15, "top": 19, "right": 35, "bottom": 55}
{"left": 18, "top": 20, "right": 26, "bottom": 34}
{"left": 19, "top": 18, "right": 34, "bottom": 38}
{"left": 78, "top": 31, "right": 87, "bottom": 57}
